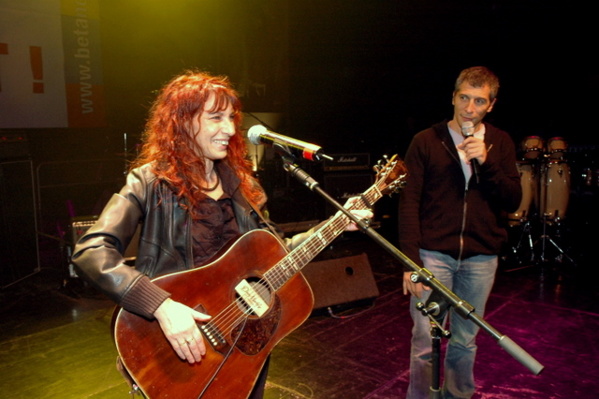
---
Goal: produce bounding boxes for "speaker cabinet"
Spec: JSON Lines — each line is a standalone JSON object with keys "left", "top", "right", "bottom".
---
{"left": 0, "top": 160, "right": 39, "bottom": 287}
{"left": 323, "top": 172, "right": 374, "bottom": 216}
{"left": 302, "top": 252, "right": 379, "bottom": 310}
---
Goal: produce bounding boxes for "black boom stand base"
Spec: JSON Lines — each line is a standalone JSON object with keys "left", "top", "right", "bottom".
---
{"left": 416, "top": 291, "right": 452, "bottom": 399}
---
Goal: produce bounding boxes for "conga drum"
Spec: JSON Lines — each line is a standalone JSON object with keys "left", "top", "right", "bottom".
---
{"left": 546, "top": 137, "right": 568, "bottom": 161}
{"left": 520, "top": 136, "right": 544, "bottom": 161}
{"left": 507, "top": 162, "right": 537, "bottom": 226}
{"left": 540, "top": 160, "right": 571, "bottom": 223}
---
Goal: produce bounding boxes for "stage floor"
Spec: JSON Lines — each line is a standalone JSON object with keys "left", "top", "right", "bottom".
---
{"left": 1, "top": 224, "right": 597, "bottom": 398}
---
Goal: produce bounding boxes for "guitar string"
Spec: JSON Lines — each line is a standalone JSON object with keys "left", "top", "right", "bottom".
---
{"left": 201, "top": 207, "right": 355, "bottom": 341}
{"left": 267, "top": 174, "right": 390, "bottom": 291}
{"left": 263, "top": 192, "right": 369, "bottom": 290}
{"left": 205, "top": 217, "right": 347, "bottom": 340}
{"left": 200, "top": 175, "right": 389, "bottom": 343}
{"left": 253, "top": 164, "right": 391, "bottom": 300}
{"left": 201, "top": 218, "right": 344, "bottom": 341}
{"left": 204, "top": 181, "right": 383, "bottom": 339}
{"left": 214, "top": 161, "right": 398, "bottom": 338}
{"left": 271, "top": 181, "right": 383, "bottom": 281}
{"left": 204, "top": 182, "right": 384, "bottom": 340}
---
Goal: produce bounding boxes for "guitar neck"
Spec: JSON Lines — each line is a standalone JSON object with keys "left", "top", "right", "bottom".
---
{"left": 264, "top": 184, "right": 382, "bottom": 291}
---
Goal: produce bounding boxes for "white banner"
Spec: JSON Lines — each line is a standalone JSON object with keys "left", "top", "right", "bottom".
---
{"left": 0, "top": 0, "right": 105, "bottom": 128}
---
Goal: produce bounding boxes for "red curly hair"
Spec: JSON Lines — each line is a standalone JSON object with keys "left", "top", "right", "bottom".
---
{"left": 132, "top": 70, "right": 262, "bottom": 216}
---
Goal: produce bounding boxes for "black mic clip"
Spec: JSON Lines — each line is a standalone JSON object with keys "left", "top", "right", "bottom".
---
{"left": 416, "top": 289, "right": 452, "bottom": 337}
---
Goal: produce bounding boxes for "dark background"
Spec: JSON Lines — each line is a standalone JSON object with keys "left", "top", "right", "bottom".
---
{"left": 2, "top": 1, "right": 597, "bottom": 282}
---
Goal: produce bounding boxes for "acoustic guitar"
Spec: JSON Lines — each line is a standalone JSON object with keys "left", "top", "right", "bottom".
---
{"left": 112, "top": 155, "right": 407, "bottom": 398}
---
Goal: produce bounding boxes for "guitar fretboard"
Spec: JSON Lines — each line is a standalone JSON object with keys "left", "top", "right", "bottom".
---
{"left": 264, "top": 183, "right": 383, "bottom": 291}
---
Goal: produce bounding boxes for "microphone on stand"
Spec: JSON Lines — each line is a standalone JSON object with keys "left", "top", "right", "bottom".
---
{"left": 247, "top": 125, "right": 332, "bottom": 161}
{"left": 461, "top": 121, "right": 479, "bottom": 183}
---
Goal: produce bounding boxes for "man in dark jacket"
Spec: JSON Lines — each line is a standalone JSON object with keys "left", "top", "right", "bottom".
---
{"left": 399, "top": 66, "right": 522, "bottom": 399}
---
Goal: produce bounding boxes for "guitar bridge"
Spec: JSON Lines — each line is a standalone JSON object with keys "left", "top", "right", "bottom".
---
{"left": 200, "top": 323, "right": 228, "bottom": 352}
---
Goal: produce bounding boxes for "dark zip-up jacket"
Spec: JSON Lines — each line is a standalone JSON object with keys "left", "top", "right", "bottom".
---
{"left": 71, "top": 162, "right": 315, "bottom": 319}
{"left": 398, "top": 120, "right": 522, "bottom": 269}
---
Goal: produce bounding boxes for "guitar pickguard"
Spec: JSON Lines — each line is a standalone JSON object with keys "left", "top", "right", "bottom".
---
{"left": 231, "top": 296, "right": 281, "bottom": 355}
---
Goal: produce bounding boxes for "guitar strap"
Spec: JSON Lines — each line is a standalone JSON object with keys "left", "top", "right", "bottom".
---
{"left": 245, "top": 197, "right": 289, "bottom": 250}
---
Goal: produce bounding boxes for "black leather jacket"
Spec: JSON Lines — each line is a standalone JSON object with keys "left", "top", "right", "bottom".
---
{"left": 72, "top": 162, "right": 314, "bottom": 319}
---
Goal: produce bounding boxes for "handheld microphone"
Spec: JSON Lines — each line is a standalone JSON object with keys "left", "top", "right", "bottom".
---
{"left": 247, "top": 125, "right": 332, "bottom": 161}
{"left": 461, "top": 121, "right": 479, "bottom": 183}
{"left": 461, "top": 120, "right": 475, "bottom": 137}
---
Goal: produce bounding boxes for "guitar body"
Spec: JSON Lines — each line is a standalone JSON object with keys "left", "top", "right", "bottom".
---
{"left": 113, "top": 229, "right": 314, "bottom": 399}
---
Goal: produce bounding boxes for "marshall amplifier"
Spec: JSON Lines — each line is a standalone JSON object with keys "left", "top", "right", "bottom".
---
{"left": 323, "top": 153, "right": 371, "bottom": 172}
{"left": 323, "top": 171, "right": 374, "bottom": 217}
{"left": 70, "top": 215, "right": 140, "bottom": 263}
{"left": 70, "top": 216, "right": 99, "bottom": 246}
{"left": 0, "top": 133, "right": 30, "bottom": 160}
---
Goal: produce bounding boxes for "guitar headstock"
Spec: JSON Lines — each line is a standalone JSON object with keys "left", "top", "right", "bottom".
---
{"left": 373, "top": 154, "right": 408, "bottom": 195}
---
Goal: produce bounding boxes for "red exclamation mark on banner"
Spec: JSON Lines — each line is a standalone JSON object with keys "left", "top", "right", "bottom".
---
{"left": 29, "top": 45, "right": 44, "bottom": 93}
{"left": 0, "top": 43, "right": 8, "bottom": 92}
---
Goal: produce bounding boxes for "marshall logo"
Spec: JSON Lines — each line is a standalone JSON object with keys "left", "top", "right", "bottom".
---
{"left": 323, "top": 153, "right": 370, "bottom": 172}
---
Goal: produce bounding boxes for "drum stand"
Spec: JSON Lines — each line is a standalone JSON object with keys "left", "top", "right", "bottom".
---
{"left": 506, "top": 215, "right": 535, "bottom": 268}
{"left": 530, "top": 153, "right": 577, "bottom": 267}
{"left": 534, "top": 214, "right": 576, "bottom": 266}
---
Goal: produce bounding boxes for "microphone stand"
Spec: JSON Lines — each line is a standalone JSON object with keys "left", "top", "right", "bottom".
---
{"left": 277, "top": 151, "right": 545, "bottom": 387}
{"left": 416, "top": 289, "right": 452, "bottom": 399}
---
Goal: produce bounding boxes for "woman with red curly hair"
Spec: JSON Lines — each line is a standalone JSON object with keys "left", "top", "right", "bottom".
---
{"left": 132, "top": 70, "right": 265, "bottom": 214}
{"left": 72, "top": 70, "right": 369, "bottom": 398}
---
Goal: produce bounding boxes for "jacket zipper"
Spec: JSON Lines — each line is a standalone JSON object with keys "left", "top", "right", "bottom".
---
{"left": 441, "top": 137, "right": 469, "bottom": 261}
{"left": 458, "top": 186, "right": 468, "bottom": 261}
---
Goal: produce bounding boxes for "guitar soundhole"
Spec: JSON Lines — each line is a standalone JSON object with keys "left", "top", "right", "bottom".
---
{"left": 236, "top": 278, "right": 273, "bottom": 316}
{"left": 231, "top": 278, "right": 281, "bottom": 355}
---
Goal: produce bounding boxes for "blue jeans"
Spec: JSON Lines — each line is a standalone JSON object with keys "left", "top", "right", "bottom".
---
{"left": 406, "top": 250, "right": 498, "bottom": 399}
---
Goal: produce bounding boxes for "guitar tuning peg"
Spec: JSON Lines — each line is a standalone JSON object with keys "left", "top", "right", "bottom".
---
{"left": 374, "top": 155, "right": 388, "bottom": 171}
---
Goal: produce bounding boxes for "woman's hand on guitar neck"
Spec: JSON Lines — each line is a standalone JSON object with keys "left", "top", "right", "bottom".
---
{"left": 340, "top": 196, "right": 374, "bottom": 232}
{"left": 153, "top": 298, "right": 212, "bottom": 363}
